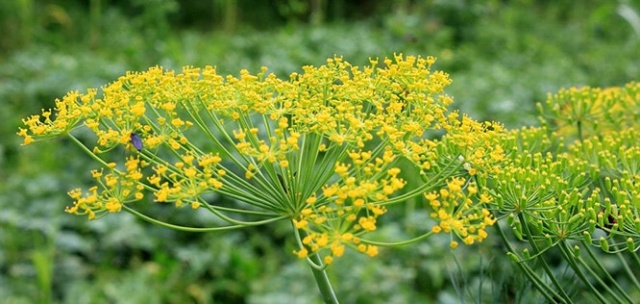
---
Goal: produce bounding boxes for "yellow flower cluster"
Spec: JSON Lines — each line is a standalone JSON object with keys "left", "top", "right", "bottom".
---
{"left": 292, "top": 155, "right": 406, "bottom": 264}
{"left": 149, "top": 152, "right": 225, "bottom": 208}
{"left": 424, "top": 113, "right": 508, "bottom": 179}
{"left": 19, "top": 53, "right": 497, "bottom": 263}
{"left": 425, "top": 177, "right": 496, "bottom": 249}
{"left": 66, "top": 158, "right": 146, "bottom": 219}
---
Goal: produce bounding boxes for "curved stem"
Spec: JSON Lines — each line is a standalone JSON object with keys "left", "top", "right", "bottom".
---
{"left": 122, "top": 205, "right": 287, "bottom": 232}
{"left": 196, "top": 197, "right": 285, "bottom": 226}
{"left": 68, "top": 134, "right": 112, "bottom": 168}
{"left": 291, "top": 222, "right": 338, "bottom": 303}
{"left": 308, "top": 249, "right": 339, "bottom": 304}
{"left": 361, "top": 231, "right": 434, "bottom": 247}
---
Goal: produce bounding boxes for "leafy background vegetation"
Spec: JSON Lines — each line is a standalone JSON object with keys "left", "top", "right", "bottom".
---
{"left": 1, "top": 0, "right": 638, "bottom": 303}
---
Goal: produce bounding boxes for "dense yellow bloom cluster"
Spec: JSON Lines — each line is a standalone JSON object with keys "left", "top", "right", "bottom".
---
{"left": 293, "top": 162, "right": 405, "bottom": 264}
{"left": 66, "top": 160, "right": 146, "bottom": 219}
{"left": 18, "top": 53, "right": 504, "bottom": 263}
{"left": 430, "top": 114, "right": 507, "bottom": 178}
{"left": 425, "top": 177, "right": 496, "bottom": 249}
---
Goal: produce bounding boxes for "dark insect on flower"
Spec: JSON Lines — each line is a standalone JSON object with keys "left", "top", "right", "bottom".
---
{"left": 277, "top": 172, "right": 297, "bottom": 193}
{"left": 130, "top": 133, "right": 143, "bottom": 151}
{"left": 596, "top": 209, "right": 617, "bottom": 235}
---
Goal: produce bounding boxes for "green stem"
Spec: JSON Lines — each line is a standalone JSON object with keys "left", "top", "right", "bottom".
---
{"left": 557, "top": 242, "right": 609, "bottom": 304}
{"left": 122, "top": 205, "right": 287, "bottom": 232}
{"left": 617, "top": 247, "right": 640, "bottom": 290}
{"left": 361, "top": 231, "right": 434, "bottom": 247}
{"left": 579, "top": 243, "right": 632, "bottom": 303}
{"left": 492, "top": 221, "right": 564, "bottom": 303}
{"left": 308, "top": 253, "right": 339, "bottom": 304}
{"left": 67, "top": 134, "right": 111, "bottom": 168}
{"left": 292, "top": 222, "right": 338, "bottom": 303}
{"left": 517, "top": 213, "right": 572, "bottom": 303}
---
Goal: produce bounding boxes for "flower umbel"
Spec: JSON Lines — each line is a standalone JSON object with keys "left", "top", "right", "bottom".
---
{"left": 18, "top": 54, "right": 498, "bottom": 265}
{"left": 19, "top": 52, "right": 640, "bottom": 303}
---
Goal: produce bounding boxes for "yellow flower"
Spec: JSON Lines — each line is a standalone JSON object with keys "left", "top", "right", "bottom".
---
{"left": 105, "top": 198, "right": 122, "bottom": 212}
{"left": 294, "top": 248, "right": 308, "bottom": 259}
{"left": 20, "top": 53, "right": 479, "bottom": 265}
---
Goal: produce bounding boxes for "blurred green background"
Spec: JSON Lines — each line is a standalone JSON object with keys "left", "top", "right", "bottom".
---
{"left": 1, "top": 0, "right": 639, "bottom": 303}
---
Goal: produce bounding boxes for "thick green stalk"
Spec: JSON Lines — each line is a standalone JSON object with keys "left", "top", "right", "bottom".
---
{"left": 308, "top": 253, "right": 339, "bottom": 304}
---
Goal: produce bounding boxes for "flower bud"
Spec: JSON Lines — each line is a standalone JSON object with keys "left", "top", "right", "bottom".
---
{"left": 513, "top": 221, "right": 523, "bottom": 240}
{"left": 599, "top": 237, "right": 609, "bottom": 252}
{"left": 583, "top": 231, "right": 592, "bottom": 244}
{"left": 507, "top": 252, "right": 521, "bottom": 263}
{"left": 572, "top": 245, "right": 580, "bottom": 257}
{"left": 626, "top": 238, "right": 636, "bottom": 252}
